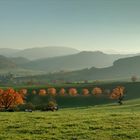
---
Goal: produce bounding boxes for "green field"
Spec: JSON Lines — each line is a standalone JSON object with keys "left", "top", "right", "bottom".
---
{"left": 0, "top": 99, "right": 140, "bottom": 140}
{"left": 0, "top": 82, "right": 140, "bottom": 140}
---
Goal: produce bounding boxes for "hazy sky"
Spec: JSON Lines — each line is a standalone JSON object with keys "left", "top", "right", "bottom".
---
{"left": 0, "top": 0, "right": 140, "bottom": 53}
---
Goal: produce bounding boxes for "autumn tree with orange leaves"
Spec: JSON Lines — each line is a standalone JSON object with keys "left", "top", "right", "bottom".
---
{"left": 39, "top": 89, "right": 47, "bottom": 96}
{"left": 0, "top": 88, "right": 24, "bottom": 110}
{"left": 82, "top": 88, "right": 89, "bottom": 96}
{"left": 48, "top": 88, "right": 57, "bottom": 96}
{"left": 92, "top": 87, "right": 102, "bottom": 96}
{"left": 19, "top": 89, "right": 27, "bottom": 99}
{"left": 69, "top": 88, "right": 78, "bottom": 96}
{"left": 59, "top": 88, "right": 66, "bottom": 96}
{"left": 110, "top": 86, "right": 125, "bottom": 105}
{"left": 19, "top": 89, "right": 27, "bottom": 95}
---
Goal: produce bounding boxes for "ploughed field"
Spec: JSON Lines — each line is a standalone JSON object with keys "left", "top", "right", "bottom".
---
{"left": 0, "top": 99, "right": 140, "bottom": 140}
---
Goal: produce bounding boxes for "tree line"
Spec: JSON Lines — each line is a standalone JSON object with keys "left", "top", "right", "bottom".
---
{"left": 0, "top": 86, "right": 125, "bottom": 111}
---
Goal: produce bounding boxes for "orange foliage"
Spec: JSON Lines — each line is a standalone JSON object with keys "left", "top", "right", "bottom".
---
{"left": 19, "top": 89, "right": 27, "bottom": 95}
{"left": 69, "top": 88, "right": 78, "bottom": 96}
{"left": 19, "top": 89, "right": 27, "bottom": 99}
{"left": 59, "top": 88, "right": 66, "bottom": 96}
{"left": 48, "top": 88, "right": 56, "bottom": 96}
{"left": 39, "top": 89, "right": 47, "bottom": 96}
{"left": 0, "top": 89, "right": 4, "bottom": 94}
{"left": 82, "top": 88, "right": 89, "bottom": 96}
{"left": 92, "top": 87, "right": 102, "bottom": 95}
{"left": 110, "top": 86, "right": 125, "bottom": 99}
{"left": 0, "top": 88, "right": 24, "bottom": 109}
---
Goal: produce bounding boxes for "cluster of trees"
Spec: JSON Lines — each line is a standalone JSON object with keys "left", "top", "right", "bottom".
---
{"left": 33, "top": 87, "right": 124, "bottom": 100}
{"left": 0, "top": 86, "right": 125, "bottom": 111}
{"left": 32, "top": 87, "right": 103, "bottom": 96}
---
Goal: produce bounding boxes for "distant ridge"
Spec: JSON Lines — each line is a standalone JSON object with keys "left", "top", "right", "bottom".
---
{"left": 40, "top": 55, "right": 140, "bottom": 81}
{"left": 0, "top": 55, "right": 30, "bottom": 69}
{"left": 0, "top": 48, "right": 20, "bottom": 57}
{"left": 13, "top": 46, "right": 79, "bottom": 60}
{"left": 22, "top": 51, "right": 135, "bottom": 72}
{"left": 0, "top": 55, "right": 17, "bottom": 69}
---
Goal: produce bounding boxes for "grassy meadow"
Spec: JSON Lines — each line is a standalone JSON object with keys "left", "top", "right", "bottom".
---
{"left": 0, "top": 81, "right": 140, "bottom": 140}
{"left": 0, "top": 99, "right": 140, "bottom": 140}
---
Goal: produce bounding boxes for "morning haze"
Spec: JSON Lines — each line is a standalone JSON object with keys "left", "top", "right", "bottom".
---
{"left": 0, "top": 0, "right": 140, "bottom": 53}
{"left": 0, "top": 1, "right": 140, "bottom": 140}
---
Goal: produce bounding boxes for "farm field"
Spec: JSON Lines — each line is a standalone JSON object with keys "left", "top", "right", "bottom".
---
{"left": 0, "top": 99, "right": 140, "bottom": 140}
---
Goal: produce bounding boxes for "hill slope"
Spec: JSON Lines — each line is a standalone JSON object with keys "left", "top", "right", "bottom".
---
{"left": 28, "top": 55, "right": 140, "bottom": 81}
{"left": 22, "top": 51, "right": 134, "bottom": 72}
{"left": 11, "top": 57, "right": 30, "bottom": 65}
{"left": 0, "top": 55, "right": 31, "bottom": 69}
{"left": 0, "top": 55, "right": 17, "bottom": 69}
{"left": 0, "top": 48, "right": 20, "bottom": 57}
{"left": 0, "top": 55, "right": 45, "bottom": 76}
{"left": 0, "top": 97, "right": 139, "bottom": 140}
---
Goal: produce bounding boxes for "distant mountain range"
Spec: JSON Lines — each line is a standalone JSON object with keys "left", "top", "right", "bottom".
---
{"left": 10, "top": 57, "right": 30, "bottom": 65}
{"left": 0, "top": 55, "right": 44, "bottom": 76}
{"left": 0, "top": 48, "right": 20, "bottom": 57}
{"left": 0, "top": 55, "right": 30, "bottom": 69}
{"left": 0, "top": 47, "right": 79, "bottom": 60}
{"left": 22, "top": 51, "right": 135, "bottom": 72}
{"left": 14, "top": 46, "right": 79, "bottom": 60}
{"left": 0, "top": 55, "right": 17, "bottom": 69}
{"left": 41, "top": 55, "right": 140, "bottom": 81}
{"left": 0, "top": 46, "right": 139, "bottom": 80}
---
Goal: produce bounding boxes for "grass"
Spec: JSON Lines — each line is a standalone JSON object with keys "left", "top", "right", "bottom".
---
{"left": 0, "top": 99, "right": 140, "bottom": 140}
{"left": 0, "top": 82, "right": 140, "bottom": 139}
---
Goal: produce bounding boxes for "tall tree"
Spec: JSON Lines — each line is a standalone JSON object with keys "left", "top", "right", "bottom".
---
{"left": 0, "top": 88, "right": 24, "bottom": 110}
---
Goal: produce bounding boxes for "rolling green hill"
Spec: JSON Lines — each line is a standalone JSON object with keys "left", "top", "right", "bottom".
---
{"left": 0, "top": 98, "right": 139, "bottom": 140}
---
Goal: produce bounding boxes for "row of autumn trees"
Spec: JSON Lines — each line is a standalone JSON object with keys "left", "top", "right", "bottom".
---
{"left": 36, "top": 87, "right": 125, "bottom": 99}
{"left": 36, "top": 87, "right": 102, "bottom": 96}
{"left": 0, "top": 86, "right": 125, "bottom": 110}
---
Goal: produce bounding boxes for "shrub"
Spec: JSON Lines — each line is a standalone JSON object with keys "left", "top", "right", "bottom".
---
{"left": 92, "top": 87, "right": 102, "bottom": 96}
{"left": 48, "top": 88, "right": 57, "bottom": 96}
{"left": 59, "top": 88, "right": 66, "bottom": 96}
{"left": 69, "top": 88, "right": 78, "bottom": 96}
{"left": 82, "top": 88, "right": 89, "bottom": 96}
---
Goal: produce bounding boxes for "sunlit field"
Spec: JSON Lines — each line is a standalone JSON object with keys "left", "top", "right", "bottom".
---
{"left": 0, "top": 82, "right": 140, "bottom": 140}
{"left": 0, "top": 99, "right": 140, "bottom": 140}
{"left": 1, "top": 0, "right": 140, "bottom": 140}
